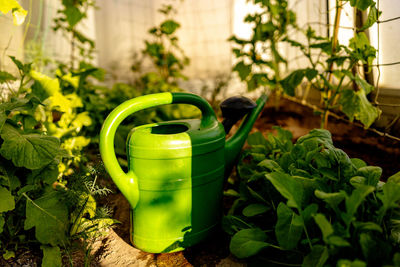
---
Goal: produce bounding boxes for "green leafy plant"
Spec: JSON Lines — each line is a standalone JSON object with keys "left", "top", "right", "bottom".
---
{"left": 65, "top": 165, "right": 118, "bottom": 266}
{"left": 230, "top": 0, "right": 296, "bottom": 96}
{"left": 0, "top": 91, "right": 67, "bottom": 265}
{"left": 224, "top": 127, "right": 400, "bottom": 266}
{"left": 53, "top": 0, "right": 96, "bottom": 69}
{"left": 29, "top": 67, "right": 93, "bottom": 176}
{"left": 0, "top": 2, "right": 115, "bottom": 265}
{"left": 136, "top": 4, "right": 190, "bottom": 85}
{"left": 282, "top": 0, "right": 381, "bottom": 128}
{"left": 232, "top": 0, "right": 381, "bottom": 129}
{"left": 0, "top": 61, "right": 115, "bottom": 266}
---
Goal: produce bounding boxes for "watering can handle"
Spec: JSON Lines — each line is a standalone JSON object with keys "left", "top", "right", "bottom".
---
{"left": 99, "top": 92, "right": 217, "bottom": 208}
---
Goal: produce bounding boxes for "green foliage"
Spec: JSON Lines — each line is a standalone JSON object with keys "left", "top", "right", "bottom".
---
{"left": 0, "top": 186, "right": 15, "bottom": 212}
{"left": 230, "top": 0, "right": 296, "bottom": 92}
{"left": 53, "top": 0, "right": 96, "bottom": 67}
{"left": 40, "top": 246, "right": 61, "bottom": 267}
{"left": 224, "top": 127, "right": 400, "bottom": 265}
{"left": 0, "top": 60, "right": 114, "bottom": 265}
{"left": 2, "top": 58, "right": 92, "bottom": 177}
{"left": 0, "top": 1, "right": 118, "bottom": 265}
{"left": 229, "top": 228, "right": 270, "bottom": 259}
{"left": 233, "top": 0, "right": 381, "bottom": 128}
{"left": 24, "top": 191, "right": 68, "bottom": 246}
{"left": 0, "top": 124, "right": 61, "bottom": 169}
{"left": 138, "top": 4, "right": 189, "bottom": 82}
{"left": 0, "top": 86, "right": 67, "bottom": 263}
{"left": 284, "top": 2, "right": 381, "bottom": 128}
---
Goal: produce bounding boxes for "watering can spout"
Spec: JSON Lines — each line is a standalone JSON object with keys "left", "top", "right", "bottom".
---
{"left": 224, "top": 94, "right": 268, "bottom": 177}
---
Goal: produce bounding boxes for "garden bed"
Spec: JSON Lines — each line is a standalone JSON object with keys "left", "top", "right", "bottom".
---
{"left": 74, "top": 97, "right": 400, "bottom": 266}
{"left": 2, "top": 97, "right": 399, "bottom": 267}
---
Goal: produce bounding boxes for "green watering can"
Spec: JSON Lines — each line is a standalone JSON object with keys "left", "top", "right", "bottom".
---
{"left": 100, "top": 92, "right": 267, "bottom": 253}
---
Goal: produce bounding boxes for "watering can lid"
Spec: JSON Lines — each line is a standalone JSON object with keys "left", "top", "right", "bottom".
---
{"left": 127, "top": 119, "right": 225, "bottom": 159}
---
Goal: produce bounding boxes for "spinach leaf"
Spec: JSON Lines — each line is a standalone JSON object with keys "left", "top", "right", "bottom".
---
{"left": 275, "top": 202, "right": 303, "bottom": 249}
{"left": 229, "top": 228, "right": 270, "bottom": 259}
{"left": 266, "top": 172, "right": 303, "bottom": 210}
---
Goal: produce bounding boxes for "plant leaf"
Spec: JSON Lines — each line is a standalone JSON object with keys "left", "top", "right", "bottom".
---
{"left": 70, "top": 193, "right": 96, "bottom": 236}
{"left": 351, "top": 158, "right": 367, "bottom": 169}
{"left": 356, "top": 166, "right": 382, "bottom": 186}
{"left": 339, "top": 88, "right": 380, "bottom": 128}
{"left": 0, "top": 186, "right": 15, "bottom": 212}
{"left": 297, "top": 129, "right": 333, "bottom": 148}
{"left": 64, "top": 5, "right": 84, "bottom": 27}
{"left": 24, "top": 191, "right": 68, "bottom": 246}
{"left": 305, "top": 68, "right": 318, "bottom": 81}
{"left": 315, "top": 190, "right": 346, "bottom": 210}
{"left": 242, "top": 203, "right": 270, "bottom": 217}
{"left": 27, "top": 161, "right": 59, "bottom": 185}
{"left": 345, "top": 185, "right": 375, "bottom": 216}
{"left": 377, "top": 182, "right": 400, "bottom": 221}
{"left": 355, "top": 75, "right": 374, "bottom": 94}
{"left": 233, "top": 61, "right": 252, "bottom": 81}
{"left": 350, "top": 0, "right": 374, "bottom": 11}
{"left": 2, "top": 250, "right": 15, "bottom": 260}
{"left": 229, "top": 228, "right": 269, "bottom": 258}
{"left": 313, "top": 213, "right": 334, "bottom": 243}
{"left": 0, "top": 215, "right": 4, "bottom": 233}
{"left": 30, "top": 70, "right": 60, "bottom": 96}
{"left": 281, "top": 69, "right": 305, "bottom": 96}
{"left": 336, "top": 259, "right": 366, "bottom": 267}
{"left": 387, "top": 171, "right": 400, "bottom": 184}
{"left": 0, "top": 71, "right": 17, "bottom": 83}
{"left": 160, "top": 20, "right": 180, "bottom": 34}
{"left": 40, "top": 246, "right": 61, "bottom": 267}
{"left": 266, "top": 171, "right": 303, "bottom": 210}
{"left": 302, "top": 245, "right": 329, "bottom": 267}
{"left": 275, "top": 203, "right": 303, "bottom": 249}
{"left": 0, "top": 123, "right": 61, "bottom": 170}
{"left": 258, "top": 159, "right": 282, "bottom": 172}
{"left": 360, "top": 5, "right": 380, "bottom": 31}
{"left": 352, "top": 221, "right": 382, "bottom": 233}
{"left": 222, "top": 215, "right": 252, "bottom": 235}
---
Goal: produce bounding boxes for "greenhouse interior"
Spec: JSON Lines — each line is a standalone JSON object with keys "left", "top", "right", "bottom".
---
{"left": 1, "top": 0, "right": 400, "bottom": 266}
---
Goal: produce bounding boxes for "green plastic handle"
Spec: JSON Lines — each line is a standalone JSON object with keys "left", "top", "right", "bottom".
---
{"left": 99, "top": 92, "right": 217, "bottom": 208}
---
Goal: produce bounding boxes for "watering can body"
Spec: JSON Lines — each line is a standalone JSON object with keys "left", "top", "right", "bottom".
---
{"left": 100, "top": 92, "right": 267, "bottom": 253}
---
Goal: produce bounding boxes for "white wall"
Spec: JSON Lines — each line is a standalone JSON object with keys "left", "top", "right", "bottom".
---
{"left": 95, "top": 0, "right": 234, "bottom": 82}
{"left": 0, "top": 0, "right": 399, "bottom": 95}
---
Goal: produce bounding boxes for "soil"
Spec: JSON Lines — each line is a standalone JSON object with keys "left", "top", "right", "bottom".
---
{"left": 3, "top": 97, "right": 399, "bottom": 267}
{"left": 253, "top": 98, "right": 400, "bottom": 179}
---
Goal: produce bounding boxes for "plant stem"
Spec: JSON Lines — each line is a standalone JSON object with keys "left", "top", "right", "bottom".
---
{"left": 299, "top": 210, "right": 313, "bottom": 250}
{"left": 323, "top": 0, "right": 343, "bottom": 129}
{"left": 71, "top": 31, "right": 75, "bottom": 70}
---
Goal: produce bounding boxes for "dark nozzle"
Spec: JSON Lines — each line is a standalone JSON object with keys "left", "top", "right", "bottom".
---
{"left": 220, "top": 96, "right": 257, "bottom": 134}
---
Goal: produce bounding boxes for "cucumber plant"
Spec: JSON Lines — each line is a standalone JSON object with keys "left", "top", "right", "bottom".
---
{"left": 0, "top": 57, "right": 115, "bottom": 267}
{"left": 230, "top": 0, "right": 296, "bottom": 99}
{"left": 282, "top": 0, "right": 381, "bottom": 128}
{"left": 232, "top": 0, "right": 381, "bottom": 129}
